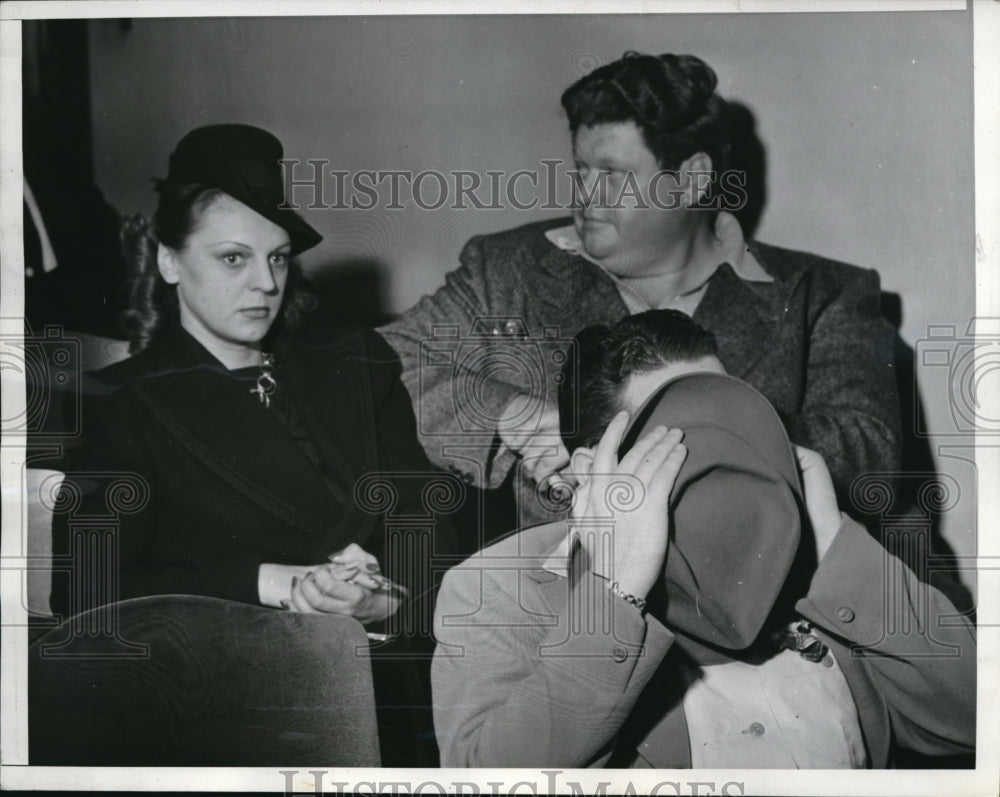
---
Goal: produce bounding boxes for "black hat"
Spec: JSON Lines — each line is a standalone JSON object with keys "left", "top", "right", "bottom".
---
{"left": 620, "top": 372, "right": 803, "bottom": 660}
{"left": 163, "top": 124, "right": 322, "bottom": 255}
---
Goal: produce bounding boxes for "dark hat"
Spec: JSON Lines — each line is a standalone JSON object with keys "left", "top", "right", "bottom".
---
{"left": 163, "top": 124, "right": 322, "bottom": 255}
{"left": 620, "top": 372, "right": 803, "bottom": 659}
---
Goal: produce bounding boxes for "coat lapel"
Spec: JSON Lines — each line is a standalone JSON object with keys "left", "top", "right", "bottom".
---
{"left": 532, "top": 237, "right": 629, "bottom": 332}
{"left": 693, "top": 262, "right": 797, "bottom": 380}
{"left": 277, "top": 333, "right": 382, "bottom": 544}
{"left": 130, "top": 325, "right": 345, "bottom": 537}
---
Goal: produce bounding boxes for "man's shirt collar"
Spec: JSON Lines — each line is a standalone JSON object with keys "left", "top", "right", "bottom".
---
{"left": 544, "top": 211, "right": 774, "bottom": 291}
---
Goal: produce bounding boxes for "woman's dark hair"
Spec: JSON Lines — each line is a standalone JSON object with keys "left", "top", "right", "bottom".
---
{"left": 561, "top": 52, "right": 731, "bottom": 206}
{"left": 120, "top": 181, "right": 316, "bottom": 354}
{"left": 557, "top": 309, "right": 719, "bottom": 454}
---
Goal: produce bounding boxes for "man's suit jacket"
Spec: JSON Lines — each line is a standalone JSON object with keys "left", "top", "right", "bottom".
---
{"left": 431, "top": 517, "right": 976, "bottom": 768}
{"left": 381, "top": 218, "right": 901, "bottom": 522}
{"left": 49, "top": 320, "right": 457, "bottom": 621}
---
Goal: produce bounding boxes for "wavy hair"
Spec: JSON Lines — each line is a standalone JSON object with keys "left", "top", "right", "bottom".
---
{"left": 119, "top": 182, "right": 316, "bottom": 355}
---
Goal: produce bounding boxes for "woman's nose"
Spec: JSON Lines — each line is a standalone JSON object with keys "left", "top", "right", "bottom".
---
{"left": 249, "top": 257, "right": 279, "bottom": 293}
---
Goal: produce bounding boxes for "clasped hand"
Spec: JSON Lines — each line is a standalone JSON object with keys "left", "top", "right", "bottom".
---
{"left": 285, "top": 543, "right": 403, "bottom": 625}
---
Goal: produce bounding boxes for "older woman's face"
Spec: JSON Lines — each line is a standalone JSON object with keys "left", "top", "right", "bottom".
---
{"left": 158, "top": 193, "right": 291, "bottom": 361}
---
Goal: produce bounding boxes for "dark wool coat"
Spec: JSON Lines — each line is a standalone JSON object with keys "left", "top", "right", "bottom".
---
{"left": 49, "top": 321, "right": 457, "bottom": 622}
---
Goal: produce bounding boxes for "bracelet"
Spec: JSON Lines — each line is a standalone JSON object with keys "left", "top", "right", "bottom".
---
{"left": 607, "top": 581, "right": 647, "bottom": 614}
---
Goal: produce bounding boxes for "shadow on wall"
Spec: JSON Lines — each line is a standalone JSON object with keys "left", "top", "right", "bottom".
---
{"left": 727, "top": 101, "right": 767, "bottom": 241}
{"left": 306, "top": 258, "right": 396, "bottom": 329}
{"left": 870, "top": 292, "right": 975, "bottom": 624}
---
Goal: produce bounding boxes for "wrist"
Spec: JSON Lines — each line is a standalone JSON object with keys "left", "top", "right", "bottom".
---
{"left": 257, "top": 563, "right": 311, "bottom": 608}
{"left": 606, "top": 581, "right": 648, "bottom": 614}
{"left": 588, "top": 564, "right": 656, "bottom": 603}
{"left": 581, "top": 541, "right": 659, "bottom": 600}
{"left": 602, "top": 558, "right": 659, "bottom": 601}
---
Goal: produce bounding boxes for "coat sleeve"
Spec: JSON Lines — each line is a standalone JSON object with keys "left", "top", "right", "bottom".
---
{"left": 432, "top": 563, "right": 674, "bottom": 767}
{"left": 379, "top": 234, "right": 528, "bottom": 489}
{"left": 796, "top": 516, "right": 976, "bottom": 757}
{"left": 780, "top": 266, "right": 902, "bottom": 492}
{"left": 50, "top": 386, "right": 263, "bottom": 620}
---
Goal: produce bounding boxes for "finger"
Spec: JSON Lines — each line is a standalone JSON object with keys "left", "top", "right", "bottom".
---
{"left": 649, "top": 441, "right": 688, "bottom": 497}
{"left": 300, "top": 572, "right": 366, "bottom": 614}
{"left": 618, "top": 425, "right": 672, "bottom": 475}
{"left": 329, "top": 544, "right": 380, "bottom": 571}
{"left": 793, "top": 445, "right": 827, "bottom": 474}
{"left": 794, "top": 445, "right": 833, "bottom": 486}
{"left": 309, "top": 570, "right": 367, "bottom": 603}
{"left": 369, "top": 574, "right": 411, "bottom": 598}
{"left": 630, "top": 428, "right": 683, "bottom": 484}
{"left": 323, "top": 563, "right": 360, "bottom": 581}
{"left": 793, "top": 445, "right": 815, "bottom": 467}
{"left": 539, "top": 469, "right": 576, "bottom": 508}
{"left": 289, "top": 576, "right": 318, "bottom": 614}
{"left": 646, "top": 447, "right": 687, "bottom": 518}
{"left": 529, "top": 448, "right": 571, "bottom": 486}
{"left": 345, "top": 570, "right": 384, "bottom": 591}
{"left": 591, "top": 410, "right": 630, "bottom": 476}
{"left": 312, "top": 566, "right": 359, "bottom": 593}
{"left": 329, "top": 543, "right": 364, "bottom": 563}
{"left": 555, "top": 466, "right": 580, "bottom": 487}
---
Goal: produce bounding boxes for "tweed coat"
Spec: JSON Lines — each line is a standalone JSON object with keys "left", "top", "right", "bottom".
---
{"left": 431, "top": 516, "right": 976, "bottom": 768}
{"left": 381, "top": 218, "right": 902, "bottom": 523}
{"left": 49, "top": 320, "right": 457, "bottom": 623}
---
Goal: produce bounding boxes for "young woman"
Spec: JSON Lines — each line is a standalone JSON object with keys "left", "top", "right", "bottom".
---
{"left": 50, "top": 124, "right": 454, "bottom": 764}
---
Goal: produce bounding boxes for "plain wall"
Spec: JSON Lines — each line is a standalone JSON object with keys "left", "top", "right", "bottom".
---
{"left": 86, "top": 12, "right": 978, "bottom": 589}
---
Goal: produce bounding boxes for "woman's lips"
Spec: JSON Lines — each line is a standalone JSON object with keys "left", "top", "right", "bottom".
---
{"left": 239, "top": 307, "right": 271, "bottom": 319}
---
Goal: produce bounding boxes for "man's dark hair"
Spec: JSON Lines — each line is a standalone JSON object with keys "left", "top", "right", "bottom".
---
{"left": 561, "top": 52, "right": 731, "bottom": 204}
{"left": 558, "top": 309, "right": 719, "bottom": 453}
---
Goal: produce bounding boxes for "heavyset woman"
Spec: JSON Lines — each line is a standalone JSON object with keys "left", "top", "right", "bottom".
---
{"left": 50, "top": 124, "right": 454, "bottom": 764}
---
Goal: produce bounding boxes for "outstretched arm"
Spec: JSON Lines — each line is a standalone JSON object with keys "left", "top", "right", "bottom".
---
{"left": 380, "top": 235, "right": 559, "bottom": 489}
{"left": 794, "top": 447, "right": 975, "bottom": 758}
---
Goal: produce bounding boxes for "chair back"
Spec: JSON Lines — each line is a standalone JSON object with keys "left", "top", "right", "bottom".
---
{"left": 30, "top": 594, "right": 380, "bottom": 765}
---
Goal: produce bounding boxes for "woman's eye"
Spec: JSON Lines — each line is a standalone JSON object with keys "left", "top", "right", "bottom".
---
{"left": 270, "top": 252, "right": 289, "bottom": 267}
{"left": 221, "top": 253, "right": 244, "bottom": 266}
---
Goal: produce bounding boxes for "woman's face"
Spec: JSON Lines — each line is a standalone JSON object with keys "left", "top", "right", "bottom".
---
{"left": 158, "top": 193, "right": 292, "bottom": 363}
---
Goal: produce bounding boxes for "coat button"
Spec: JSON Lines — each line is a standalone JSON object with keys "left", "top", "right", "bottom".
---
{"left": 744, "top": 722, "right": 765, "bottom": 737}
{"left": 611, "top": 646, "right": 628, "bottom": 662}
{"left": 837, "top": 606, "right": 855, "bottom": 623}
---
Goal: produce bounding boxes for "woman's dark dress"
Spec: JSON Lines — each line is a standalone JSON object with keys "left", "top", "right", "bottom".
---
{"left": 50, "top": 319, "right": 458, "bottom": 765}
